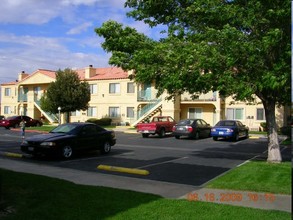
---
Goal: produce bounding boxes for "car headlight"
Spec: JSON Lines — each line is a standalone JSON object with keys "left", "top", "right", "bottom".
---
{"left": 40, "top": 142, "right": 56, "bottom": 147}
{"left": 21, "top": 140, "right": 28, "bottom": 145}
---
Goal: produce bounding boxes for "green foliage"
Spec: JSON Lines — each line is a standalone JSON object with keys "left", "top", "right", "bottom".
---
{"left": 96, "top": 0, "right": 290, "bottom": 162}
{"left": 86, "top": 117, "right": 112, "bottom": 126}
{"left": 40, "top": 68, "right": 90, "bottom": 114}
{"left": 96, "top": 0, "right": 290, "bottom": 103}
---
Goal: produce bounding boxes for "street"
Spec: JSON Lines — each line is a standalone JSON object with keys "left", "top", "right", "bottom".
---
{"left": 0, "top": 128, "right": 289, "bottom": 187}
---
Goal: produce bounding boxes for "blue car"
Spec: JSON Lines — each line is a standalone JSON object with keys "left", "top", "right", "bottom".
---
{"left": 211, "top": 120, "right": 249, "bottom": 141}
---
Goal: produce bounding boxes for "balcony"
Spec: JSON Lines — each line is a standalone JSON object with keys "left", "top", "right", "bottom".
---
{"left": 18, "top": 94, "right": 28, "bottom": 102}
{"left": 181, "top": 91, "right": 217, "bottom": 102}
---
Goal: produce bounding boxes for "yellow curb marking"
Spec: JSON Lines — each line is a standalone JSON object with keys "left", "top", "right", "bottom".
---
{"left": 249, "top": 136, "right": 260, "bottom": 139}
{"left": 97, "top": 164, "right": 150, "bottom": 176}
{"left": 5, "top": 152, "right": 23, "bottom": 158}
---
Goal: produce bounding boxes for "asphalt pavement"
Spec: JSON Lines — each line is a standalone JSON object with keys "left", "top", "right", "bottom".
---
{"left": 0, "top": 127, "right": 291, "bottom": 213}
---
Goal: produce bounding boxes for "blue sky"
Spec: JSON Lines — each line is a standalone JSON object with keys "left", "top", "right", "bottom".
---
{"left": 0, "top": 0, "right": 164, "bottom": 84}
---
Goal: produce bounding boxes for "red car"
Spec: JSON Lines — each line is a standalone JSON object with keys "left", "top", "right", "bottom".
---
{"left": 0, "top": 115, "right": 43, "bottom": 129}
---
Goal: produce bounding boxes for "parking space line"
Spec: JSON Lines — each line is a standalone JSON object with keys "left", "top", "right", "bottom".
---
{"left": 136, "top": 156, "right": 188, "bottom": 169}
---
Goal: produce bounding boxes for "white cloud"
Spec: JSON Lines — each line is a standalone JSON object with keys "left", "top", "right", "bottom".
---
{"left": 0, "top": 32, "right": 110, "bottom": 83}
{"left": 67, "top": 22, "right": 93, "bottom": 35}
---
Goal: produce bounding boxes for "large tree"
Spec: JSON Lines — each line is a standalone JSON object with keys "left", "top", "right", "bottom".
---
{"left": 40, "top": 68, "right": 90, "bottom": 123}
{"left": 95, "top": 0, "right": 291, "bottom": 162}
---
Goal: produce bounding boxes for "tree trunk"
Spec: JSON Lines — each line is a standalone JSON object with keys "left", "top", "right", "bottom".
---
{"left": 263, "top": 99, "right": 282, "bottom": 163}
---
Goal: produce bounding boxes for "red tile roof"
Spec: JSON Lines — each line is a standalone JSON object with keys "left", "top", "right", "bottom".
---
{"left": 1, "top": 66, "right": 129, "bottom": 86}
{"left": 76, "top": 67, "right": 129, "bottom": 80}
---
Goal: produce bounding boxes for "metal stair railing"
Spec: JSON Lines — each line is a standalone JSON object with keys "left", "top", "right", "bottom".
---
{"left": 34, "top": 100, "right": 58, "bottom": 123}
{"left": 131, "top": 98, "right": 162, "bottom": 126}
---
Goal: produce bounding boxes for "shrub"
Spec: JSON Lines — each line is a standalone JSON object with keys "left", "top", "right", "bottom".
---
{"left": 260, "top": 122, "right": 267, "bottom": 131}
{"left": 86, "top": 118, "right": 112, "bottom": 126}
{"left": 280, "top": 126, "right": 291, "bottom": 137}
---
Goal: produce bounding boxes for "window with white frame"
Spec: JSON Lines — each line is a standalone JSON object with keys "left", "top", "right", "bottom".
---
{"left": 4, "top": 106, "right": 11, "bottom": 114}
{"left": 4, "top": 88, "right": 11, "bottom": 96}
{"left": 127, "top": 82, "right": 135, "bottom": 93}
{"left": 226, "top": 108, "right": 244, "bottom": 120}
{"left": 127, "top": 107, "right": 134, "bottom": 118}
{"left": 70, "top": 111, "right": 76, "bottom": 116}
{"left": 188, "top": 108, "right": 202, "bottom": 119}
{"left": 109, "top": 83, "right": 120, "bottom": 94}
{"left": 109, "top": 107, "right": 120, "bottom": 117}
{"left": 90, "top": 84, "right": 98, "bottom": 94}
{"left": 256, "top": 108, "right": 265, "bottom": 120}
{"left": 87, "top": 107, "right": 97, "bottom": 117}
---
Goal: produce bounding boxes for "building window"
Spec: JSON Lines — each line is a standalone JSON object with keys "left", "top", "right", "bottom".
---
{"left": 188, "top": 108, "right": 202, "bottom": 119}
{"left": 90, "top": 84, "right": 97, "bottom": 94}
{"left": 256, "top": 108, "right": 265, "bottom": 120}
{"left": 109, "top": 83, "right": 120, "bottom": 94}
{"left": 4, "top": 106, "right": 10, "bottom": 114}
{"left": 227, "top": 108, "right": 244, "bottom": 120}
{"left": 109, "top": 107, "right": 120, "bottom": 117}
{"left": 127, "top": 82, "right": 135, "bottom": 93}
{"left": 127, "top": 107, "right": 134, "bottom": 118}
{"left": 87, "top": 107, "right": 97, "bottom": 117}
{"left": 4, "top": 88, "right": 11, "bottom": 96}
{"left": 70, "top": 111, "right": 77, "bottom": 116}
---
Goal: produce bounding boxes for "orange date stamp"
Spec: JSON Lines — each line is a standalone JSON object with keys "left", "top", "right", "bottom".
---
{"left": 187, "top": 192, "right": 276, "bottom": 203}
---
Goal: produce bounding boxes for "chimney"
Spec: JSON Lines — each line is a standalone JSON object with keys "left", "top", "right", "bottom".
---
{"left": 85, "top": 65, "right": 96, "bottom": 79}
{"left": 18, "top": 71, "right": 29, "bottom": 81}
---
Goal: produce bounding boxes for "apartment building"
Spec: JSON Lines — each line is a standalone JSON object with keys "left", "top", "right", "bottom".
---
{"left": 0, "top": 65, "right": 289, "bottom": 130}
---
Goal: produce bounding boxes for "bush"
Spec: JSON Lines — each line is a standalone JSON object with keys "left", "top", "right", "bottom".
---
{"left": 86, "top": 118, "right": 112, "bottom": 126}
{"left": 280, "top": 126, "right": 291, "bottom": 137}
{"left": 260, "top": 122, "right": 267, "bottom": 131}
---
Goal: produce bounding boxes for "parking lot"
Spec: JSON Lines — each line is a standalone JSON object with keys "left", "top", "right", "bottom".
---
{"left": 2, "top": 128, "right": 290, "bottom": 188}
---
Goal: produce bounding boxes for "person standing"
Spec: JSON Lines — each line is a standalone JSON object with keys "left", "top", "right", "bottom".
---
{"left": 20, "top": 119, "right": 26, "bottom": 140}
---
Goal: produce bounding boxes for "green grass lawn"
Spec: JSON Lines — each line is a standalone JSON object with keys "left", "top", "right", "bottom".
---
{"left": 0, "top": 161, "right": 291, "bottom": 220}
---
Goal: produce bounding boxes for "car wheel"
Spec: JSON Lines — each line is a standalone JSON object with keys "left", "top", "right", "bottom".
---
{"left": 159, "top": 128, "right": 166, "bottom": 138}
{"left": 213, "top": 137, "right": 218, "bottom": 141}
{"left": 142, "top": 134, "right": 149, "bottom": 138}
{"left": 245, "top": 131, "right": 249, "bottom": 139}
{"left": 36, "top": 122, "right": 41, "bottom": 127}
{"left": 194, "top": 132, "right": 200, "bottom": 140}
{"left": 101, "top": 141, "right": 111, "bottom": 154}
{"left": 175, "top": 135, "right": 180, "bottom": 139}
{"left": 233, "top": 133, "right": 239, "bottom": 141}
{"left": 61, "top": 145, "right": 74, "bottom": 159}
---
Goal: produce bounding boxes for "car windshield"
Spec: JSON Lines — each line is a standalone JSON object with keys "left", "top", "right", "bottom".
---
{"left": 50, "top": 124, "right": 79, "bottom": 134}
{"left": 178, "top": 119, "right": 194, "bottom": 125}
{"left": 216, "top": 121, "right": 236, "bottom": 126}
{"left": 6, "top": 116, "right": 18, "bottom": 120}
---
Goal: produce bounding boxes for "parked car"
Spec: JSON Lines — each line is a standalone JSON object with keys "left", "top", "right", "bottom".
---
{"left": 0, "top": 115, "right": 43, "bottom": 129}
{"left": 172, "top": 119, "right": 211, "bottom": 139}
{"left": 21, "top": 122, "right": 116, "bottom": 159}
{"left": 137, "top": 116, "right": 176, "bottom": 138}
{"left": 211, "top": 120, "right": 249, "bottom": 141}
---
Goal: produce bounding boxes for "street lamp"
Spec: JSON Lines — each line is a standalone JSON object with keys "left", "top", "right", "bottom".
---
{"left": 58, "top": 107, "right": 61, "bottom": 125}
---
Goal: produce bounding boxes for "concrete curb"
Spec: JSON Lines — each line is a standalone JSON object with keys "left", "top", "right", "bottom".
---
{"left": 97, "top": 164, "right": 150, "bottom": 176}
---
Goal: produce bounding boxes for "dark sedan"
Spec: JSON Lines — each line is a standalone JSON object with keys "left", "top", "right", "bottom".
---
{"left": 0, "top": 115, "right": 43, "bottom": 129}
{"left": 21, "top": 122, "right": 116, "bottom": 159}
{"left": 211, "top": 120, "right": 249, "bottom": 141}
{"left": 172, "top": 119, "right": 211, "bottom": 139}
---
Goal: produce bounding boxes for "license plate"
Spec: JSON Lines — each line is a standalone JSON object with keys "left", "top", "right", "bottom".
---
{"left": 219, "top": 131, "right": 224, "bottom": 135}
{"left": 143, "top": 130, "right": 149, "bottom": 133}
{"left": 178, "top": 127, "right": 184, "bottom": 130}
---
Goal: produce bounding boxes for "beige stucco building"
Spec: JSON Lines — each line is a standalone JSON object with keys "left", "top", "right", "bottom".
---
{"left": 0, "top": 65, "right": 290, "bottom": 130}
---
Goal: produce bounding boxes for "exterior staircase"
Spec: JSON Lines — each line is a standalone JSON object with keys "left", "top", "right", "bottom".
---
{"left": 34, "top": 101, "right": 58, "bottom": 123}
{"left": 131, "top": 98, "right": 162, "bottom": 127}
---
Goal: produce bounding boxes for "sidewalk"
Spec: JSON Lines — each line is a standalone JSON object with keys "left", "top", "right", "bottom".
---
{"left": 0, "top": 157, "right": 291, "bottom": 213}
